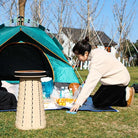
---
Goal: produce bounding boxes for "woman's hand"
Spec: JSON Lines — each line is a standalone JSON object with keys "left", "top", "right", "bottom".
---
{"left": 70, "top": 103, "right": 80, "bottom": 112}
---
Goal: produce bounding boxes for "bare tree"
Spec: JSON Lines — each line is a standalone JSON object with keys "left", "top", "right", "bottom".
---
{"left": 9, "top": 0, "right": 16, "bottom": 21}
{"left": 57, "top": 0, "right": 69, "bottom": 37}
{"left": 0, "top": 0, "right": 17, "bottom": 25}
{"left": 0, "top": 0, "right": 5, "bottom": 6}
{"left": 0, "top": 0, "right": 5, "bottom": 22}
{"left": 30, "top": 0, "right": 45, "bottom": 26}
{"left": 112, "top": 0, "right": 136, "bottom": 59}
{"left": 48, "top": 0, "right": 70, "bottom": 38}
{"left": 71, "top": 0, "right": 105, "bottom": 39}
{"left": 1, "top": 0, "right": 27, "bottom": 25}
{"left": 58, "top": 0, "right": 64, "bottom": 36}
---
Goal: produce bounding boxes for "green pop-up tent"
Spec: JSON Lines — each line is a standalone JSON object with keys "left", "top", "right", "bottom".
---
{"left": 0, "top": 24, "right": 79, "bottom": 83}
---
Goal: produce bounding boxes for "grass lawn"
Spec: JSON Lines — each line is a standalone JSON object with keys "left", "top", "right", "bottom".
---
{"left": 0, "top": 67, "right": 138, "bottom": 138}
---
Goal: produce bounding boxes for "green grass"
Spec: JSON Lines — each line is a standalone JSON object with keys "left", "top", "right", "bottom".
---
{"left": 0, "top": 67, "right": 138, "bottom": 138}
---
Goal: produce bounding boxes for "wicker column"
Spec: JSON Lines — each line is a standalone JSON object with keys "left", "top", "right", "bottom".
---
{"left": 15, "top": 71, "right": 46, "bottom": 130}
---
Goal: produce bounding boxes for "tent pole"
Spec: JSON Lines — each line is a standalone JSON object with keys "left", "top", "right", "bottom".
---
{"left": 73, "top": 66, "right": 84, "bottom": 84}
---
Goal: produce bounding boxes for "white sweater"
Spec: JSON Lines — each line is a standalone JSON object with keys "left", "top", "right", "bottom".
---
{"left": 76, "top": 49, "right": 130, "bottom": 106}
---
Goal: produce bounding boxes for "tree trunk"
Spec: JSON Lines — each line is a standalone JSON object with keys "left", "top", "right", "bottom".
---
{"left": 87, "top": 0, "right": 91, "bottom": 39}
{"left": 18, "top": 0, "right": 27, "bottom": 25}
{"left": 58, "top": 0, "right": 64, "bottom": 36}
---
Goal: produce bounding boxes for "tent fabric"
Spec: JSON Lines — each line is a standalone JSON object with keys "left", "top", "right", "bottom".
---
{"left": 21, "top": 26, "right": 67, "bottom": 62}
{"left": 0, "top": 25, "right": 20, "bottom": 46}
{"left": 0, "top": 24, "right": 79, "bottom": 83}
{"left": 46, "top": 54, "right": 78, "bottom": 83}
{"left": 52, "top": 37, "right": 63, "bottom": 51}
{"left": 0, "top": 25, "right": 66, "bottom": 62}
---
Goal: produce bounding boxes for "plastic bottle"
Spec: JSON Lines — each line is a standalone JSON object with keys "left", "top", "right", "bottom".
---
{"left": 64, "top": 86, "right": 70, "bottom": 98}
{"left": 51, "top": 86, "right": 59, "bottom": 98}
{"left": 60, "top": 86, "right": 64, "bottom": 98}
{"left": 69, "top": 88, "right": 73, "bottom": 98}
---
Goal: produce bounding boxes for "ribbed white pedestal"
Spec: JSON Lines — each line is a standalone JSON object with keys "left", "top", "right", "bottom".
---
{"left": 15, "top": 77, "right": 46, "bottom": 130}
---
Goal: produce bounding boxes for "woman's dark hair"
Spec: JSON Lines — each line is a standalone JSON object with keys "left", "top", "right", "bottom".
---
{"left": 73, "top": 36, "right": 91, "bottom": 55}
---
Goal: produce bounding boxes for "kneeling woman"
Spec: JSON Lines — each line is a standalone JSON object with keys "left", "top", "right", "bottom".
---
{"left": 70, "top": 37, "right": 135, "bottom": 112}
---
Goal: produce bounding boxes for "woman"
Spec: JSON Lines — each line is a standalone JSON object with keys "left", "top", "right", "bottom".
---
{"left": 70, "top": 37, "right": 135, "bottom": 112}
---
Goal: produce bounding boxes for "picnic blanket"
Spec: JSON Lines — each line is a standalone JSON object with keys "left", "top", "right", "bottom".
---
{"left": 0, "top": 97, "right": 118, "bottom": 112}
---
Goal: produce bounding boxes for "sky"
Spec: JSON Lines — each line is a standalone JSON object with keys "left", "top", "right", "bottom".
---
{"left": 0, "top": 0, "right": 137, "bottom": 43}
{"left": 99, "top": 0, "right": 138, "bottom": 43}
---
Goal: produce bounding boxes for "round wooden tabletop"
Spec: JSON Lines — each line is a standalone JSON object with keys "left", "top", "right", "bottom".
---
{"left": 14, "top": 70, "right": 46, "bottom": 77}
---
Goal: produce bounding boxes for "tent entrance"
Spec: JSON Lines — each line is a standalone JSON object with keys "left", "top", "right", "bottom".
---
{"left": 0, "top": 42, "right": 53, "bottom": 80}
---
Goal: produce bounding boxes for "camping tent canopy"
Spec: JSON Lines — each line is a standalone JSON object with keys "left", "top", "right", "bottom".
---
{"left": 0, "top": 24, "right": 79, "bottom": 83}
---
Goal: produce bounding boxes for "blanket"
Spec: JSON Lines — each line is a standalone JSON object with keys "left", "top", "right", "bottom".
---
{"left": 0, "top": 97, "right": 118, "bottom": 112}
